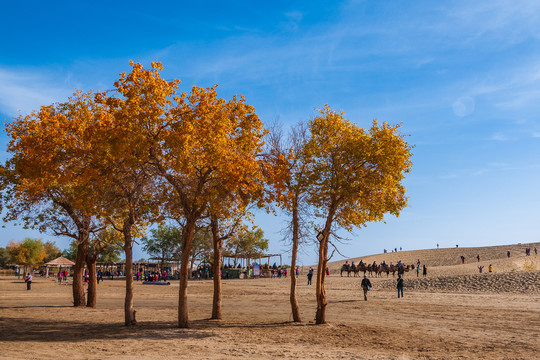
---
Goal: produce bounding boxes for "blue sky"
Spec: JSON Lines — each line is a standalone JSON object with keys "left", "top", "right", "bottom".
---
{"left": 1, "top": 0, "right": 539, "bottom": 265}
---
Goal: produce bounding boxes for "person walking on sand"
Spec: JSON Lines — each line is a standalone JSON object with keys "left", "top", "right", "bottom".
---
{"left": 361, "top": 275, "right": 372, "bottom": 301}
{"left": 25, "top": 273, "right": 33, "bottom": 290}
{"left": 422, "top": 264, "right": 427, "bottom": 277}
{"left": 416, "top": 265, "right": 420, "bottom": 277}
{"left": 488, "top": 264, "right": 493, "bottom": 273}
{"left": 397, "top": 274, "right": 404, "bottom": 298}
{"left": 307, "top": 267, "right": 313, "bottom": 285}
{"left": 476, "top": 254, "right": 480, "bottom": 262}
{"left": 507, "top": 250, "right": 510, "bottom": 258}
{"left": 478, "top": 265, "right": 484, "bottom": 273}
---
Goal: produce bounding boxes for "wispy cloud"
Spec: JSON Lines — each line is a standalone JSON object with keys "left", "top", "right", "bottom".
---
{"left": 490, "top": 133, "right": 515, "bottom": 141}
{"left": 472, "top": 169, "right": 488, "bottom": 176}
{"left": 440, "top": 174, "right": 459, "bottom": 179}
{"left": 281, "top": 11, "right": 303, "bottom": 32}
{"left": 0, "top": 67, "right": 73, "bottom": 117}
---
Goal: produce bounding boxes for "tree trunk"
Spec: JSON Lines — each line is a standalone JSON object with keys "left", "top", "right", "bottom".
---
{"left": 211, "top": 215, "right": 223, "bottom": 320}
{"left": 123, "top": 223, "right": 136, "bottom": 326}
{"left": 178, "top": 220, "right": 195, "bottom": 328}
{"left": 73, "top": 235, "right": 89, "bottom": 307}
{"left": 290, "top": 204, "right": 301, "bottom": 322}
{"left": 315, "top": 208, "right": 335, "bottom": 324}
{"left": 86, "top": 256, "right": 97, "bottom": 308}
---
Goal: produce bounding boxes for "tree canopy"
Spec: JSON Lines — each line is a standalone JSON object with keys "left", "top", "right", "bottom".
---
{"left": 1, "top": 62, "right": 413, "bottom": 328}
{"left": 6, "top": 238, "right": 47, "bottom": 275}
{"left": 304, "top": 106, "right": 413, "bottom": 324}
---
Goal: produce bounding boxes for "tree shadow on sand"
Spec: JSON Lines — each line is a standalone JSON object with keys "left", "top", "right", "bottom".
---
{"left": 0, "top": 317, "right": 218, "bottom": 343}
{"left": 0, "top": 316, "right": 322, "bottom": 342}
{"left": 0, "top": 314, "right": 324, "bottom": 343}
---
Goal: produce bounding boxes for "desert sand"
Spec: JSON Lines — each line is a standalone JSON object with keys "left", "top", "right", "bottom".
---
{"left": 1, "top": 242, "right": 539, "bottom": 359}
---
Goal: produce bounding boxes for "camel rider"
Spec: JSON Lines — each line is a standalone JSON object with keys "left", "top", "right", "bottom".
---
{"left": 372, "top": 261, "right": 377, "bottom": 269}
{"left": 398, "top": 264, "right": 404, "bottom": 276}
{"left": 351, "top": 261, "right": 356, "bottom": 270}
{"left": 344, "top": 261, "right": 349, "bottom": 270}
{"left": 359, "top": 260, "right": 364, "bottom": 267}
{"left": 361, "top": 275, "right": 372, "bottom": 301}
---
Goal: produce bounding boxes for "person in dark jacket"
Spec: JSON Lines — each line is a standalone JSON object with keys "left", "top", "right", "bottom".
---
{"left": 26, "top": 273, "right": 33, "bottom": 290}
{"left": 361, "top": 275, "right": 372, "bottom": 301}
{"left": 307, "top": 267, "right": 313, "bottom": 285}
{"left": 397, "top": 274, "right": 404, "bottom": 298}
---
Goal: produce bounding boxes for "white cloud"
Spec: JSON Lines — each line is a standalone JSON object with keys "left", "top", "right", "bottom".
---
{"left": 0, "top": 67, "right": 73, "bottom": 116}
{"left": 490, "top": 133, "right": 514, "bottom": 141}
{"left": 472, "top": 169, "right": 488, "bottom": 176}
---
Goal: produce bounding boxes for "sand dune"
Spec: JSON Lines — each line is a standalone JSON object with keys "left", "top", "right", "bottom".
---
{"left": 330, "top": 241, "right": 539, "bottom": 269}
{"left": 1, "top": 242, "right": 539, "bottom": 359}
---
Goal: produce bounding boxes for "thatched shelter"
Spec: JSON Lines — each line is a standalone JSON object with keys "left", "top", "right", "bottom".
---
{"left": 44, "top": 256, "right": 75, "bottom": 278}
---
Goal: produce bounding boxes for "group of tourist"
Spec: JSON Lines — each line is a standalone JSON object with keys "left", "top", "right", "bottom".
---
{"left": 140, "top": 270, "right": 168, "bottom": 282}
{"left": 341, "top": 259, "right": 423, "bottom": 301}
{"left": 270, "top": 267, "right": 288, "bottom": 278}
{"left": 57, "top": 269, "right": 70, "bottom": 284}
{"left": 477, "top": 264, "right": 493, "bottom": 273}
{"left": 360, "top": 272, "right": 405, "bottom": 301}
{"left": 415, "top": 260, "right": 427, "bottom": 277}
{"left": 383, "top": 247, "right": 403, "bottom": 253}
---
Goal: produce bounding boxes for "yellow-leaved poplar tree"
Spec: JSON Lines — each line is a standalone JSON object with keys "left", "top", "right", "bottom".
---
{"left": 93, "top": 61, "right": 176, "bottom": 325}
{"left": 4, "top": 91, "right": 105, "bottom": 307}
{"left": 152, "top": 84, "right": 267, "bottom": 328}
{"left": 304, "top": 106, "right": 412, "bottom": 324}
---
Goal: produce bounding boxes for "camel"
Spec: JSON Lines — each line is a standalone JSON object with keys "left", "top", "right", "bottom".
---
{"left": 389, "top": 264, "right": 411, "bottom": 277}
{"left": 340, "top": 264, "right": 351, "bottom": 277}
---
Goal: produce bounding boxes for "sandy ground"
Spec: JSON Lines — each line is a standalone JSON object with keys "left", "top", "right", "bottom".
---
{"left": 1, "top": 243, "right": 539, "bottom": 360}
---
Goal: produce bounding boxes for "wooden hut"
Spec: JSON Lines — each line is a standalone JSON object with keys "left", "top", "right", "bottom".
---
{"left": 44, "top": 256, "right": 75, "bottom": 278}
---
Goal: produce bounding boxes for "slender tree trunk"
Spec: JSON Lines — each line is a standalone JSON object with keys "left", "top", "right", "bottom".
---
{"left": 178, "top": 220, "right": 195, "bottom": 328}
{"left": 211, "top": 215, "right": 223, "bottom": 319}
{"left": 86, "top": 256, "right": 97, "bottom": 308}
{"left": 123, "top": 223, "right": 136, "bottom": 326}
{"left": 290, "top": 204, "right": 301, "bottom": 322}
{"left": 315, "top": 208, "right": 335, "bottom": 324}
{"left": 73, "top": 233, "right": 89, "bottom": 307}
